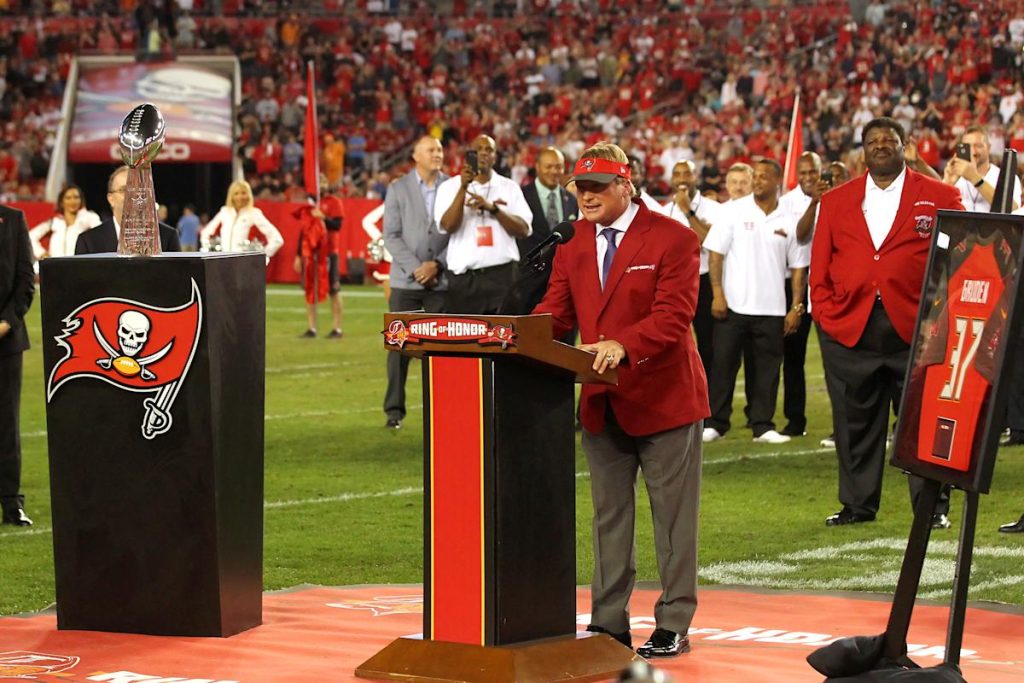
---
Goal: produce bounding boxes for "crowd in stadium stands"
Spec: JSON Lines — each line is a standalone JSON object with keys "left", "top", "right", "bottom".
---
{"left": 0, "top": 0, "right": 1023, "bottom": 202}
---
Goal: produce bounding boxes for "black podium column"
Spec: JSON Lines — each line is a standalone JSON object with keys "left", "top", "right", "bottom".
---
{"left": 422, "top": 354, "right": 576, "bottom": 646}
{"left": 39, "top": 252, "right": 265, "bottom": 637}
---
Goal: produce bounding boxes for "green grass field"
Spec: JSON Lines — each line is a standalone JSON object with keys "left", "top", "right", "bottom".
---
{"left": 2, "top": 283, "right": 1022, "bottom": 616}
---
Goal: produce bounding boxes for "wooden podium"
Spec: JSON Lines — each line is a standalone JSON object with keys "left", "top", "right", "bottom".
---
{"left": 357, "top": 313, "right": 638, "bottom": 682}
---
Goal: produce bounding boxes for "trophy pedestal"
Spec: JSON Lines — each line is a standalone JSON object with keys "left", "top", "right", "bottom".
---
{"left": 39, "top": 253, "right": 266, "bottom": 637}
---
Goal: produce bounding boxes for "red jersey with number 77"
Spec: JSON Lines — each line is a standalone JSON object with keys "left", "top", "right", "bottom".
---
{"left": 918, "top": 241, "right": 1010, "bottom": 471}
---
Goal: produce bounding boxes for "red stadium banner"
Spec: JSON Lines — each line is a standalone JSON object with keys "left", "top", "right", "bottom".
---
{"left": 9, "top": 201, "right": 53, "bottom": 231}
{"left": 69, "top": 63, "right": 233, "bottom": 164}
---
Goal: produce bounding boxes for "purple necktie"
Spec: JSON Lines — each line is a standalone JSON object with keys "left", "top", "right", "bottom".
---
{"left": 601, "top": 227, "right": 618, "bottom": 289}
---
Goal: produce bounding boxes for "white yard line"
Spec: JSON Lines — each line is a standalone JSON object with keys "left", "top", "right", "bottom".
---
{"left": 1, "top": 485, "right": 428, "bottom": 539}
{"left": 0, "top": 525, "right": 53, "bottom": 538}
{"left": 267, "top": 288, "right": 384, "bottom": 299}
{"left": 705, "top": 446, "right": 832, "bottom": 465}
{"left": 22, "top": 402, "right": 428, "bottom": 435}
{"left": 265, "top": 486, "right": 423, "bottom": 509}
{"left": 265, "top": 404, "right": 422, "bottom": 420}
{"left": 266, "top": 363, "right": 339, "bottom": 373}
{"left": 267, "top": 307, "right": 385, "bottom": 314}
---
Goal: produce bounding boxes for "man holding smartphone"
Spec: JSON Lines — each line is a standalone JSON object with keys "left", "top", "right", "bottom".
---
{"left": 436, "top": 134, "right": 533, "bottom": 313}
{"left": 943, "top": 124, "right": 1021, "bottom": 212}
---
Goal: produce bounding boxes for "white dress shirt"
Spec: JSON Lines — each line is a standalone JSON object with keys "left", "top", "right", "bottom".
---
{"left": 862, "top": 168, "right": 907, "bottom": 250}
{"left": 596, "top": 201, "right": 640, "bottom": 287}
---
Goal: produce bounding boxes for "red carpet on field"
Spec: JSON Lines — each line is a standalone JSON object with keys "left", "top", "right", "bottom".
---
{"left": 0, "top": 585, "right": 1021, "bottom": 682}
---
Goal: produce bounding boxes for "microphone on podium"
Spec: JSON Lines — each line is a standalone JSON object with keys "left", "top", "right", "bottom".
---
{"left": 521, "top": 220, "right": 576, "bottom": 271}
{"left": 497, "top": 221, "right": 577, "bottom": 315}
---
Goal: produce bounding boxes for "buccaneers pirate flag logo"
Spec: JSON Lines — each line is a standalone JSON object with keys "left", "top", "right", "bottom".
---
{"left": 46, "top": 279, "right": 203, "bottom": 440}
{"left": 0, "top": 651, "right": 80, "bottom": 678}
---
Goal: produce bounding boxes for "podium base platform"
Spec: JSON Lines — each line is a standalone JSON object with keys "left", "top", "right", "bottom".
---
{"left": 355, "top": 633, "right": 640, "bottom": 682}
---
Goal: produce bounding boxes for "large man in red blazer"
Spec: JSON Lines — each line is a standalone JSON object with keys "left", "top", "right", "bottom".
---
{"left": 534, "top": 143, "right": 708, "bottom": 659}
{"left": 811, "top": 117, "right": 964, "bottom": 528}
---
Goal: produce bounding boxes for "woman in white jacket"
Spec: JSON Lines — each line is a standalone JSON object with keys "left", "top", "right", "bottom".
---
{"left": 199, "top": 179, "right": 284, "bottom": 261}
{"left": 29, "top": 185, "right": 101, "bottom": 259}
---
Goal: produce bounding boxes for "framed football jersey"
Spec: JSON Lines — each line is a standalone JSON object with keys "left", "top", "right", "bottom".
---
{"left": 891, "top": 210, "right": 1024, "bottom": 493}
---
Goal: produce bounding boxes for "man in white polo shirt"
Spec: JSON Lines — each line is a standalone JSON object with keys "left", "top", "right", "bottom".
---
{"left": 776, "top": 152, "right": 820, "bottom": 437}
{"left": 436, "top": 134, "right": 533, "bottom": 313}
{"left": 702, "top": 158, "right": 809, "bottom": 444}
{"left": 663, "top": 159, "right": 721, "bottom": 380}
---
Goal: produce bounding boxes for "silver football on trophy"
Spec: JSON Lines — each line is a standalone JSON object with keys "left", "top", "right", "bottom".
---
{"left": 118, "top": 103, "right": 165, "bottom": 168}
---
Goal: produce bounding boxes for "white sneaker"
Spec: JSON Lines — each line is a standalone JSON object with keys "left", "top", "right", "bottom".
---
{"left": 753, "top": 429, "right": 791, "bottom": 444}
{"left": 820, "top": 434, "right": 836, "bottom": 448}
{"left": 702, "top": 427, "right": 723, "bottom": 443}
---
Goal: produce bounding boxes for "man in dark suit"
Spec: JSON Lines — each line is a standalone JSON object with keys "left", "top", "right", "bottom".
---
{"left": 0, "top": 205, "right": 34, "bottom": 526}
{"left": 534, "top": 142, "right": 708, "bottom": 658}
{"left": 75, "top": 165, "right": 181, "bottom": 254}
{"left": 382, "top": 136, "right": 449, "bottom": 430}
{"left": 811, "top": 117, "right": 964, "bottom": 529}
{"left": 516, "top": 147, "right": 578, "bottom": 314}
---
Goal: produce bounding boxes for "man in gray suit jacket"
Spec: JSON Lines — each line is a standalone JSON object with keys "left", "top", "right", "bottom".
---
{"left": 382, "top": 136, "right": 449, "bottom": 429}
{"left": 0, "top": 205, "right": 34, "bottom": 526}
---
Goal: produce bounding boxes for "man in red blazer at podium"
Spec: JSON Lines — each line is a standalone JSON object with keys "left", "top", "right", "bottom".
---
{"left": 811, "top": 117, "right": 963, "bottom": 529}
{"left": 534, "top": 142, "right": 708, "bottom": 658}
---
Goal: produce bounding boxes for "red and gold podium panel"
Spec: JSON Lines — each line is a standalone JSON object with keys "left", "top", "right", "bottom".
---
{"left": 358, "top": 313, "right": 636, "bottom": 681}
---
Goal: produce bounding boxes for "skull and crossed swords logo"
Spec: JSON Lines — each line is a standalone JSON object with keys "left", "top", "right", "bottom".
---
{"left": 46, "top": 279, "right": 203, "bottom": 440}
{"left": 93, "top": 310, "right": 174, "bottom": 381}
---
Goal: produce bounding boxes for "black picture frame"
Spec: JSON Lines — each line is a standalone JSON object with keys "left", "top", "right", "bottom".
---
{"left": 891, "top": 209, "right": 1024, "bottom": 494}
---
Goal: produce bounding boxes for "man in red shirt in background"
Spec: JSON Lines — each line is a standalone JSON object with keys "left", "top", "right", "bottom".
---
{"left": 293, "top": 178, "right": 345, "bottom": 338}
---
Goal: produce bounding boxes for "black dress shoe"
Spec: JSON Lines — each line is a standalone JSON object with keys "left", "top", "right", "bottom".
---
{"left": 1001, "top": 430, "right": 1024, "bottom": 447}
{"left": 999, "top": 513, "right": 1024, "bottom": 533}
{"left": 825, "top": 508, "right": 876, "bottom": 526}
{"left": 2, "top": 508, "right": 33, "bottom": 526}
{"left": 586, "top": 623, "right": 631, "bottom": 649}
{"left": 637, "top": 628, "right": 689, "bottom": 658}
{"left": 385, "top": 417, "right": 402, "bottom": 430}
{"left": 780, "top": 424, "right": 807, "bottom": 437}
{"left": 931, "top": 513, "right": 952, "bottom": 530}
